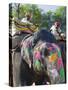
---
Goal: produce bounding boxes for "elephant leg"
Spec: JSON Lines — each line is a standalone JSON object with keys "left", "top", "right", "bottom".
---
{"left": 20, "top": 59, "right": 34, "bottom": 86}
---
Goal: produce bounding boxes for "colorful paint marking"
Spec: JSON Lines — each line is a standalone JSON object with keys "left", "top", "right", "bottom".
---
{"left": 59, "top": 68, "right": 65, "bottom": 79}
{"left": 49, "top": 52, "right": 58, "bottom": 62}
{"left": 34, "top": 51, "right": 41, "bottom": 60}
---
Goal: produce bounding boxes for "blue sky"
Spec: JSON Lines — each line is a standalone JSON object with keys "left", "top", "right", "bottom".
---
{"left": 38, "top": 5, "right": 62, "bottom": 13}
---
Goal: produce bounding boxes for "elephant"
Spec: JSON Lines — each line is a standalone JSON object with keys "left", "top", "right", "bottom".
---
{"left": 20, "top": 34, "right": 65, "bottom": 85}
{"left": 9, "top": 29, "right": 66, "bottom": 86}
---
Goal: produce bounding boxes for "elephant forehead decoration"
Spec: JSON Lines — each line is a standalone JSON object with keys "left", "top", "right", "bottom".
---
{"left": 33, "top": 42, "right": 58, "bottom": 63}
{"left": 33, "top": 42, "right": 57, "bottom": 71}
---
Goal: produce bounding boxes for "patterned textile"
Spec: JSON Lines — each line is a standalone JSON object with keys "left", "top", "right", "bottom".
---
{"left": 21, "top": 36, "right": 65, "bottom": 84}
{"left": 14, "top": 19, "right": 38, "bottom": 33}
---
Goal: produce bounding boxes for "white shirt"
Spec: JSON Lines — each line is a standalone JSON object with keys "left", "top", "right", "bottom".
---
{"left": 50, "top": 25, "right": 62, "bottom": 40}
{"left": 21, "top": 17, "right": 33, "bottom": 25}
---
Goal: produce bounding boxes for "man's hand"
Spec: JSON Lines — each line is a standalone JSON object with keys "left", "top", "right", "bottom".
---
{"left": 61, "top": 33, "right": 66, "bottom": 40}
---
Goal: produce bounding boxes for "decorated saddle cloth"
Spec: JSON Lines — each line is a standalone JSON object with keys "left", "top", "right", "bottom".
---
{"left": 21, "top": 36, "right": 65, "bottom": 84}
{"left": 14, "top": 19, "right": 38, "bottom": 33}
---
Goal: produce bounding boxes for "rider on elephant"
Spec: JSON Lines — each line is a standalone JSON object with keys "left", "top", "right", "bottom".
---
{"left": 50, "top": 21, "right": 65, "bottom": 40}
{"left": 14, "top": 12, "right": 39, "bottom": 36}
{"left": 21, "top": 12, "right": 39, "bottom": 33}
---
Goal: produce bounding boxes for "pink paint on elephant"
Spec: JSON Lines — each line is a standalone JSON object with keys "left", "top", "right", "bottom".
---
{"left": 34, "top": 51, "right": 41, "bottom": 60}
{"left": 57, "top": 57, "right": 63, "bottom": 69}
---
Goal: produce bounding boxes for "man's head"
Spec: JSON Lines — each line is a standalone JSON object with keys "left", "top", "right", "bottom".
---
{"left": 54, "top": 21, "right": 61, "bottom": 29}
{"left": 25, "top": 12, "right": 33, "bottom": 21}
